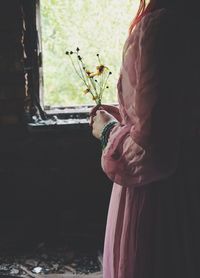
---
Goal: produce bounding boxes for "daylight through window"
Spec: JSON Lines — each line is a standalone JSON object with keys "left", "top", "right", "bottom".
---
{"left": 41, "top": 0, "right": 139, "bottom": 107}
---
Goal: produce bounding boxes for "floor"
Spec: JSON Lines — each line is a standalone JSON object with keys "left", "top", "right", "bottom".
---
{"left": 0, "top": 237, "right": 103, "bottom": 278}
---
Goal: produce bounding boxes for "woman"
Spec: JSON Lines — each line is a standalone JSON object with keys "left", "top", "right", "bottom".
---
{"left": 91, "top": 0, "right": 200, "bottom": 277}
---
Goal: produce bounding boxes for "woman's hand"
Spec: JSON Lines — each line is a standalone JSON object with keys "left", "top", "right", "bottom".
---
{"left": 90, "top": 104, "right": 122, "bottom": 126}
{"left": 92, "top": 110, "right": 118, "bottom": 139}
{"left": 99, "top": 104, "right": 122, "bottom": 122}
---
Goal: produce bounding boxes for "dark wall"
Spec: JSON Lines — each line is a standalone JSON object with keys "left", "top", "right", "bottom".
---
{"left": 0, "top": 124, "right": 112, "bottom": 252}
{"left": 0, "top": 1, "right": 112, "bottom": 252}
{"left": 0, "top": 0, "right": 27, "bottom": 124}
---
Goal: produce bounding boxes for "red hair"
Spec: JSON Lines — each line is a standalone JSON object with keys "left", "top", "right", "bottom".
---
{"left": 129, "top": 0, "right": 157, "bottom": 34}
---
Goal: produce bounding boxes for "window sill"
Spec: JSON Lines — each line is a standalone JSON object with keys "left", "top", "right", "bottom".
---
{"left": 44, "top": 103, "right": 118, "bottom": 119}
{"left": 27, "top": 104, "right": 118, "bottom": 133}
{"left": 45, "top": 105, "right": 93, "bottom": 117}
{"left": 27, "top": 105, "right": 91, "bottom": 132}
{"left": 27, "top": 118, "right": 90, "bottom": 134}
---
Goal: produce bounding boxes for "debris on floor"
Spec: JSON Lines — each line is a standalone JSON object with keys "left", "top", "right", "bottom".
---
{"left": 0, "top": 241, "right": 102, "bottom": 277}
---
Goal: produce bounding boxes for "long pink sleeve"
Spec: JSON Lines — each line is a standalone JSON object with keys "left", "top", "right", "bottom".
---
{"left": 101, "top": 9, "right": 182, "bottom": 187}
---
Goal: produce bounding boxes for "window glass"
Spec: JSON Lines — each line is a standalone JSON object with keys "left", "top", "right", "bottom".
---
{"left": 41, "top": 0, "right": 139, "bottom": 107}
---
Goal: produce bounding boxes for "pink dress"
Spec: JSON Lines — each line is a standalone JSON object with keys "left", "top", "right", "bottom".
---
{"left": 102, "top": 8, "right": 200, "bottom": 278}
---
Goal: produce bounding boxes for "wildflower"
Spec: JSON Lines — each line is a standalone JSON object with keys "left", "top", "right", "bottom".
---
{"left": 97, "top": 65, "right": 109, "bottom": 73}
{"left": 86, "top": 70, "right": 92, "bottom": 76}
{"left": 88, "top": 65, "right": 108, "bottom": 77}
{"left": 88, "top": 72, "right": 97, "bottom": 78}
{"left": 65, "top": 48, "right": 112, "bottom": 105}
{"left": 84, "top": 88, "right": 90, "bottom": 94}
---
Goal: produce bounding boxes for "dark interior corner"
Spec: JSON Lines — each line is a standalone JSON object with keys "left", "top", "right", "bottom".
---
{"left": 0, "top": 1, "right": 111, "bottom": 276}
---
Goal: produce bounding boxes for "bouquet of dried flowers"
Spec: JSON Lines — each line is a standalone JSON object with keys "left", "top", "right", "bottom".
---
{"left": 65, "top": 48, "right": 112, "bottom": 105}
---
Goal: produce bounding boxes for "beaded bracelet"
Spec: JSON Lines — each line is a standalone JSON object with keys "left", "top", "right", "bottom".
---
{"left": 100, "top": 121, "right": 118, "bottom": 150}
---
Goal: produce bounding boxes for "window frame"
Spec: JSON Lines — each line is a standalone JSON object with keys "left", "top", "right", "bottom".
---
{"left": 23, "top": 0, "right": 118, "bottom": 125}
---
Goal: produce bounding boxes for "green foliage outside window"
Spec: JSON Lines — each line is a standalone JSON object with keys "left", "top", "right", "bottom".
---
{"left": 41, "top": 0, "right": 139, "bottom": 107}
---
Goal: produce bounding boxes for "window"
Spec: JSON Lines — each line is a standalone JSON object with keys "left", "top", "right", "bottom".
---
{"left": 40, "top": 0, "right": 139, "bottom": 108}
